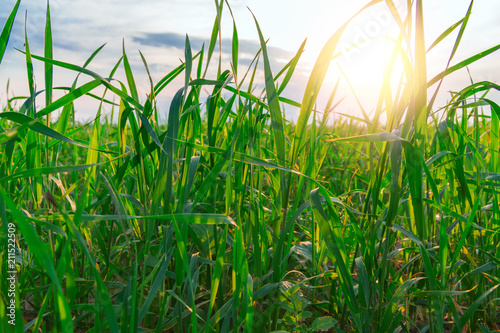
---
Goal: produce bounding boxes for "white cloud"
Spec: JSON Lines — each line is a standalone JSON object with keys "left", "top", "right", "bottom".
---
{"left": 1, "top": 0, "right": 499, "bottom": 122}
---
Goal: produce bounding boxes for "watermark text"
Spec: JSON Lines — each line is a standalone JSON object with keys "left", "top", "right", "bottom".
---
{"left": 6, "top": 222, "right": 17, "bottom": 326}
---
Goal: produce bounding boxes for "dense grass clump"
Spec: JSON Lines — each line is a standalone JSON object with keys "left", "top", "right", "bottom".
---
{"left": 1, "top": 0, "right": 500, "bottom": 332}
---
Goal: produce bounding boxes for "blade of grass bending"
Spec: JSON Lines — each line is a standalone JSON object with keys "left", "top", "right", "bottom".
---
{"left": 39, "top": 79, "right": 102, "bottom": 118}
{"left": 83, "top": 42, "right": 108, "bottom": 66}
{"left": 426, "top": 18, "right": 465, "bottom": 54}
{"left": 0, "top": 111, "right": 112, "bottom": 152}
{"left": 16, "top": 90, "right": 41, "bottom": 115}
{"left": 154, "top": 62, "right": 185, "bottom": 95}
{"left": 0, "top": 121, "right": 29, "bottom": 146}
{"left": 276, "top": 39, "right": 306, "bottom": 95}
{"left": 24, "top": 216, "right": 67, "bottom": 237}
{"left": 22, "top": 53, "right": 144, "bottom": 111}
{"left": 0, "top": 0, "right": 20, "bottom": 65}
{"left": 427, "top": 43, "right": 500, "bottom": 87}
{"left": 391, "top": 223, "right": 423, "bottom": 246}
{"left": 223, "top": 85, "right": 267, "bottom": 109}
{"left": 139, "top": 50, "right": 156, "bottom": 120}
{"left": 450, "top": 81, "right": 500, "bottom": 99}
{"left": 455, "top": 263, "right": 497, "bottom": 288}
{"left": 122, "top": 40, "right": 139, "bottom": 102}
{"left": 136, "top": 111, "right": 166, "bottom": 155}
{"left": 251, "top": 11, "right": 287, "bottom": 235}
{"left": 227, "top": 84, "right": 302, "bottom": 109}
{"left": 69, "top": 43, "right": 107, "bottom": 88}
{"left": 278, "top": 96, "right": 301, "bottom": 108}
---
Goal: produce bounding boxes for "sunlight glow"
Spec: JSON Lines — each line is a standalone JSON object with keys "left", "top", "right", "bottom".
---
{"left": 319, "top": 4, "right": 407, "bottom": 117}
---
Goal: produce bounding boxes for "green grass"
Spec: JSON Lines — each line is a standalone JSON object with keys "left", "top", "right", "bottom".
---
{"left": 1, "top": 0, "right": 500, "bottom": 332}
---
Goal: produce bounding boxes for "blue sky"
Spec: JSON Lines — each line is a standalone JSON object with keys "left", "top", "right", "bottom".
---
{"left": 1, "top": 0, "right": 499, "bottom": 122}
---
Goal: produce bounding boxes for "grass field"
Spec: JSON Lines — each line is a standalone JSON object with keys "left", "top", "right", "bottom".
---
{"left": 1, "top": 0, "right": 500, "bottom": 332}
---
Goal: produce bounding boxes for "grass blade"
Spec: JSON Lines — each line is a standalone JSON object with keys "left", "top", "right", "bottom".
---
{"left": 0, "top": 0, "right": 20, "bottom": 65}
{"left": 44, "top": 0, "right": 53, "bottom": 107}
{"left": 251, "top": 11, "right": 287, "bottom": 235}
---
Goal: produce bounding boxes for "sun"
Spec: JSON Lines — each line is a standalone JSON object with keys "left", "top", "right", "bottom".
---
{"left": 318, "top": 5, "right": 406, "bottom": 117}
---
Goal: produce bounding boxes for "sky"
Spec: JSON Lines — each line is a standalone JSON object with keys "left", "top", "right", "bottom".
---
{"left": 1, "top": 0, "right": 499, "bottom": 122}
